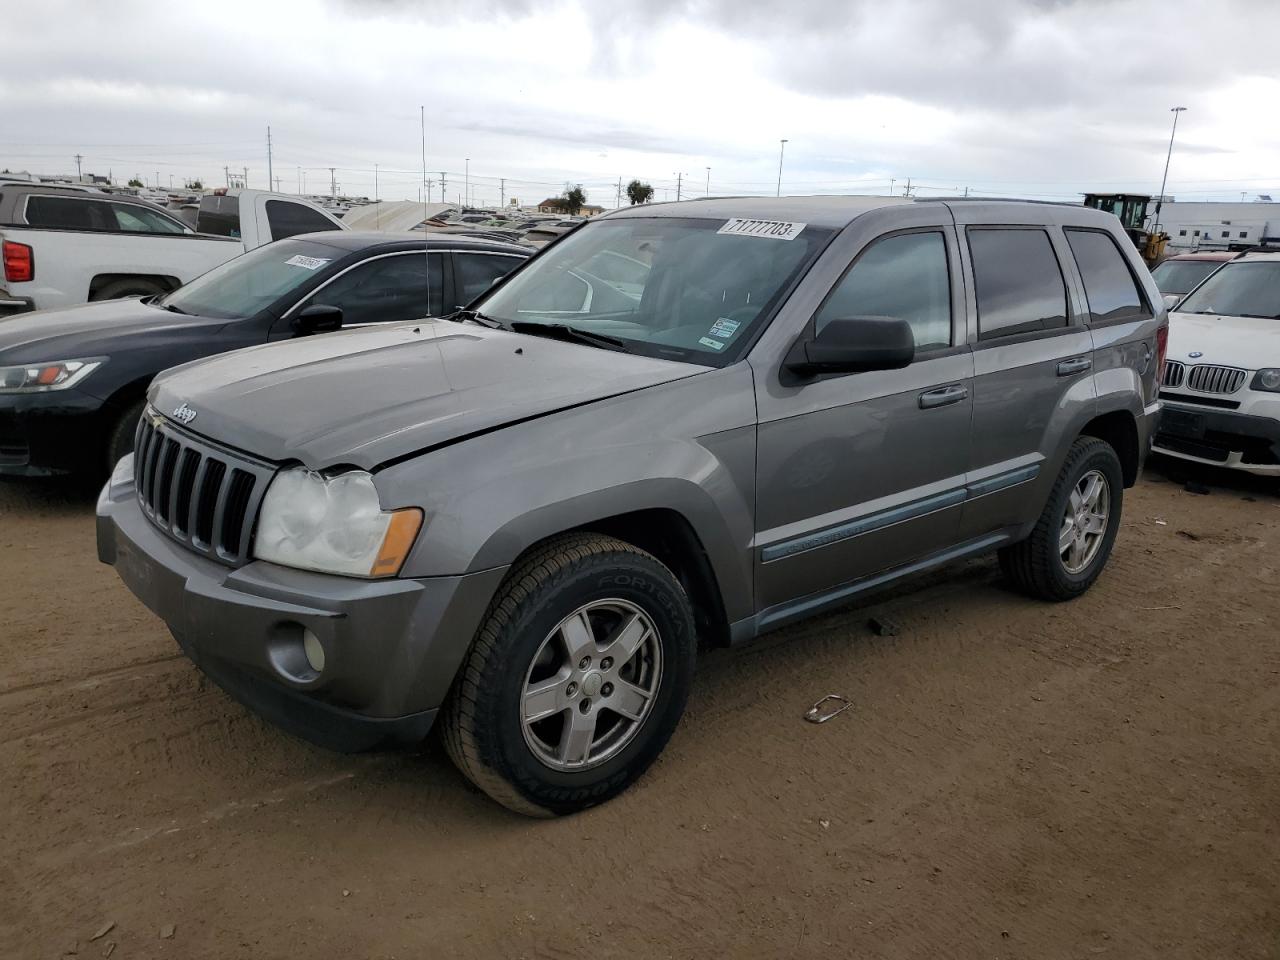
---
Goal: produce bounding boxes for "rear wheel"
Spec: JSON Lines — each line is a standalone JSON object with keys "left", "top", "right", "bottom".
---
{"left": 91, "top": 279, "right": 166, "bottom": 301}
{"left": 441, "top": 533, "right": 696, "bottom": 816}
{"left": 999, "top": 437, "right": 1124, "bottom": 601}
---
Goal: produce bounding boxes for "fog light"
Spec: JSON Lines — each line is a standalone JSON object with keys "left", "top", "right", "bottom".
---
{"left": 303, "top": 629, "right": 326, "bottom": 673}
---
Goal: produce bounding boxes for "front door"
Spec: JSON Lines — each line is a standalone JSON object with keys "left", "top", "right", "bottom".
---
{"left": 753, "top": 217, "right": 974, "bottom": 619}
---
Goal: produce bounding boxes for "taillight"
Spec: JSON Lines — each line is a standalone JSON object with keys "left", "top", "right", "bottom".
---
{"left": 1155, "top": 323, "right": 1169, "bottom": 383}
{"left": 2, "top": 240, "right": 33, "bottom": 283}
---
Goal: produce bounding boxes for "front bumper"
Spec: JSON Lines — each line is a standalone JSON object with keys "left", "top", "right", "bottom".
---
{"left": 0, "top": 388, "right": 106, "bottom": 477}
{"left": 96, "top": 466, "right": 508, "bottom": 751}
{"left": 1152, "top": 401, "right": 1280, "bottom": 477}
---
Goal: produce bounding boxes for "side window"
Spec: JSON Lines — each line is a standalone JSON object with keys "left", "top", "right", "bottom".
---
{"left": 1064, "top": 229, "right": 1148, "bottom": 324}
{"left": 968, "top": 228, "right": 1068, "bottom": 340}
{"left": 454, "top": 253, "right": 524, "bottom": 307}
{"left": 815, "top": 231, "right": 951, "bottom": 350}
{"left": 110, "top": 202, "right": 186, "bottom": 234}
{"left": 24, "top": 195, "right": 113, "bottom": 231}
{"left": 298, "top": 253, "right": 443, "bottom": 326}
{"left": 265, "top": 200, "right": 340, "bottom": 241}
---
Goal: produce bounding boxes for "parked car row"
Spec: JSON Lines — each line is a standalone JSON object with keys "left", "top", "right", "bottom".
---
{"left": 0, "top": 183, "right": 347, "bottom": 315}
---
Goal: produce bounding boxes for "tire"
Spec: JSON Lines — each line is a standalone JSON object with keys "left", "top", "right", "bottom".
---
{"left": 91, "top": 279, "right": 165, "bottom": 301}
{"left": 105, "top": 399, "right": 146, "bottom": 475}
{"left": 999, "top": 437, "right": 1124, "bottom": 602}
{"left": 441, "top": 532, "right": 697, "bottom": 817}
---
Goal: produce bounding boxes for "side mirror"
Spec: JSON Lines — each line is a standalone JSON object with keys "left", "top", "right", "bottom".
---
{"left": 785, "top": 316, "right": 915, "bottom": 377}
{"left": 1162, "top": 293, "right": 1182, "bottom": 310}
{"left": 294, "top": 304, "right": 343, "bottom": 335}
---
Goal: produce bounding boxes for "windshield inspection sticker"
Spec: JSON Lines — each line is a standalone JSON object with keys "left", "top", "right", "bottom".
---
{"left": 717, "top": 218, "right": 806, "bottom": 241}
{"left": 285, "top": 255, "right": 331, "bottom": 270}
{"left": 709, "top": 317, "right": 741, "bottom": 339}
{"left": 698, "top": 336, "right": 726, "bottom": 351}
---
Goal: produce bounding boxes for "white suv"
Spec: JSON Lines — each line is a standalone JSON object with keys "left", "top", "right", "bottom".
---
{"left": 1155, "top": 250, "right": 1280, "bottom": 476}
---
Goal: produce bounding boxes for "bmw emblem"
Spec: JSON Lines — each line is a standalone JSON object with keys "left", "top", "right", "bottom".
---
{"left": 1188, "top": 351, "right": 1203, "bottom": 359}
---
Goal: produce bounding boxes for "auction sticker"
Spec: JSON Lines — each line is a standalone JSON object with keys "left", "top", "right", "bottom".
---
{"left": 717, "top": 218, "right": 806, "bottom": 241}
{"left": 285, "top": 255, "right": 331, "bottom": 270}
{"left": 709, "top": 317, "right": 740, "bottom": 339}
{"left": 698, "top": 336, "right": 726, "bottom": 350}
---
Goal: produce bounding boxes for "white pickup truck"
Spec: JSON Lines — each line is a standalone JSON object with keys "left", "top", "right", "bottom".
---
{"left": 0, "top": 185, "right": 346, "bottom": 317}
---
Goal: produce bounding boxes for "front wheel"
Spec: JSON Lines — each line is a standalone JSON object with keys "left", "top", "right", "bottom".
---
{"left": 441, "top": 533, "right": 696, "bottom": 816}
{"left": 999, "top": 437, "right": 1124, "bottom": 601}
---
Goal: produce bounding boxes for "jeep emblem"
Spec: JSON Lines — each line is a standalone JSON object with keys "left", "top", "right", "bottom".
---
{"left": 172, "top": 403, "right": 198, "bottom": 425}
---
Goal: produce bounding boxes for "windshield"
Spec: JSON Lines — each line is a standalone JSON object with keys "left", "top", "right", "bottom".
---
{"left": 476, "top": 216, "right": 832, "bottom": 363}
{"left": 1176, "top": 260, "right": 1280, "bottom": 319}
{"left": 159, "top": 239, "right": 343, "bottom": 319}
{"left": 1151, "top": 259, "right": 1224, "bottom": 296}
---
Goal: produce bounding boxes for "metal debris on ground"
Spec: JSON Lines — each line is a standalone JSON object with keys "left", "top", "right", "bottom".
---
{"left": 804, "top": 694, "right": 853, "bottom": 724}
{"left": 89, "top": 922, "right": 114, "bottom": 942}
{"left": 867, "top": 616, "right": 900, "bottom": 637}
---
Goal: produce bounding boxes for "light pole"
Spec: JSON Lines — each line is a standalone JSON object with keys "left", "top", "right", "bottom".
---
{"left": 465, "top": 158, "right": 470, "bottom": 208}
{"left": 1153, "top": 106, "right": 1186, "bottom": 237}
{"left": 705, "top": 166, "right": 711, "bottom": 197}
{"left": 776, "top": 139, "right": 788, "bottom": 197}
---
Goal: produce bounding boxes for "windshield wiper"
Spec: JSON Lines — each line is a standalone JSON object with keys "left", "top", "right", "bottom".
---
{"left": 509, "top": 321, "right": 630, "bottom": 352}
{"left": 161, "top": 302, "right": 188, "bottom": 315}
{"left": 446, "top": 308, "right": 504, "bottom": 328}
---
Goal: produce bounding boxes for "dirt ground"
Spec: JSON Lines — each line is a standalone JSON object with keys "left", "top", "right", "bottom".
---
{"left": 3, "top": 456, "right": 1278, "bottom": 959}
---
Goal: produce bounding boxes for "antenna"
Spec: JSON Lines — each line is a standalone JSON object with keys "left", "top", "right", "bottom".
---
{"left": 267, "top": 126, "right": 273, "bottom": 194}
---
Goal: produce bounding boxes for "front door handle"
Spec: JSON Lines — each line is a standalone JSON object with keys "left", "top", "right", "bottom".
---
{"left": 918, "top": 384, "right": 969, "bottom": 409}
{"left": 1057, "top": 356, "right": 1093, "bottom": 377}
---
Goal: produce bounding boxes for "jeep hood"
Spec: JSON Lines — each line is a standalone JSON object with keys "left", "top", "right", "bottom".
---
{"left": 1167, "top": 310, "right": 1280, "bottom": 370}
{"left": 149, "top": 321, "right": 707, "bottom": 469}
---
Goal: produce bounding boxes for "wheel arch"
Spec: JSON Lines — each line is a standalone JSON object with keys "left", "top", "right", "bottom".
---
{"left": 1079, "top": 408, "right": 1140, "bottom": 487}
{"left": 88, "top": 273, "right": 181, "bottom": 300}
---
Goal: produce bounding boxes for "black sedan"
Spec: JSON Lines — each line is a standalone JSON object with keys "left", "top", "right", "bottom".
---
{"left": 0, "top": 231, "right": 530, "bottom": 478}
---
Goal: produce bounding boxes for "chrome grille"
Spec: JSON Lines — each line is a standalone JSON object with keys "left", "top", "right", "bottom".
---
{"left": 133, "top": 413, "right": 275, "bottom": 566}
{"left": 1187, "top": 364, "right": 1247, "bottom": 395}
{"left": 1162, "top": 360, "right": 1185, "bottom": 388}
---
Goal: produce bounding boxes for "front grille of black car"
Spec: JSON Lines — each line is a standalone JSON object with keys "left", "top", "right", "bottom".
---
{"left": 133, "top": 412, "right": 275, "bottom": 566}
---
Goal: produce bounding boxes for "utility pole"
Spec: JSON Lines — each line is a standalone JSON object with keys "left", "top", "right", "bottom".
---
{"left": 224, "top": 166, "right": 230, "bottom": 187}
{"left": 329, "top": 166, "right": 337, "bottom": 199}
{"left": 500, "top": 178, "right": 506, "bottom": 207}
{"left": 74, "top": 154, "right": 83, "bottom": 181}
{"left": 904, "top": 177, "right": 912, "bottom": 197}
{"left": 374, "top": 163, "right": 379, "bottom": 203}
{"left": 440, "top": 171, "right": 447, "bottom": 204}
{"left": 675, "top": 172, "right": 683, "bottom": 201}
{"left": 1153, "top": 106, "right": 1187, "bottom": 238}
{"left": 616, "top": 177, "right": 622, "bottom": 208}
{"left": 266, "top": 126, "right": 273, "bottom": 194}
{"left": 705, "top": 166, "right": 711, "bottom": 197}
{"left": 464, "top": 158, "right": 470, "bottom": 209}
{"left": 964, "top": 185, "right": 970, "bottom": 198}
{"left": 776, "top": 139, "right": 788, "bottom": 197}
{"left": 242, "top": 166, "right": 248, "bottom": 189}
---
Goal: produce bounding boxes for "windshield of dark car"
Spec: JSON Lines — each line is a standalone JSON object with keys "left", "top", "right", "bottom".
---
{"left": 159, "top": 239, "right": 343, "bottom": 319}
{"left": 1150, "top": 259, "right": 1224, "bottom": 295}
{"left": 475, "top": 216, "right": 833, "bottom": 363}
{"left": 1176, "top": 260, "right": 1280, "bottom": 319}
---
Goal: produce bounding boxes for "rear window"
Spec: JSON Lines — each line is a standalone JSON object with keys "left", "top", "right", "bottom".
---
{"left": 197, "top": 195, "right": 242, "bottom": 238}
{"left": 1065, "top": 229, "right": 1148, "bottom": 323}
{"left": 24, "top": 195, "right": 113, "bottom": 231}
{"left": 265, "top": 200, "right": 340, "bottom": 240}
{"left": 968, "top": 228, "right": 1069, "bottom": 340}
{"left": 1150, "top": 259, "right": 1224, "bottom": 296}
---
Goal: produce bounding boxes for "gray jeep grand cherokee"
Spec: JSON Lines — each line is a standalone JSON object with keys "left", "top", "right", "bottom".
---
{"left": 98, "top": 197, "right": 1165, "bottom": 816}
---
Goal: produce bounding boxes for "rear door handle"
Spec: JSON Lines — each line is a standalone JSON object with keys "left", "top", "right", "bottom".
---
{"left": 918, "top": 384, "right": 969, "bottom": 409}
{"left": 1057, "top": 356, "right": 1093, "bottom": 377}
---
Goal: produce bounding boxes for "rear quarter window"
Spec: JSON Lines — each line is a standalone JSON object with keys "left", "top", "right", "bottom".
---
{"left": 24, "top": 195, "right": 114, "bottom": 231}
{"left": 1065, "top": 228, "right": 1149, "bottom": 323}
{"left": 968, "top": 227, "right": 1069, "bottom": 340}
{"left": 265, "top": 200, "right": 340, "bottom": 240}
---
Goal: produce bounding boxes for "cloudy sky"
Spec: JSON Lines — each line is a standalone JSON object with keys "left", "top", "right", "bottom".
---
{"left": 4, "top": 0, "right": 1279, "bottom": 208}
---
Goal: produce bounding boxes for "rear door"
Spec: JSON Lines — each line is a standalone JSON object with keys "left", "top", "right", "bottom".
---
{"left": 952, "top": 207, "right": 1096, "bottom": 540}
{"left": 753, "top": 207, "right": 974, "bottom": 617}
{"left": 451, "top": 250, "right": 528, "bottom": 310}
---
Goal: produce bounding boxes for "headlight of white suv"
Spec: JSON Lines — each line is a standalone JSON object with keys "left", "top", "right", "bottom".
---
{"left": 1252, "top": 369, "right": 1280, "bottom": 393}
{"left": 254, "top": 467, "right": 422, "bottom": 578}
{"left": 0, "top": 358, "right": 105, "bottom": 393}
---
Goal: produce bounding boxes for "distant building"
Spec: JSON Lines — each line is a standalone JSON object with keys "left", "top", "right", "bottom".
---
{"left": 536, "top": 198, "right": 605, "bottom": 216}
{"left": 1147, "top": 201, "right": 1280, "bottom": 251}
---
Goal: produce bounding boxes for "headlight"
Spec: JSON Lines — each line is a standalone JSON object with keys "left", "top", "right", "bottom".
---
{"left": 254, "top": 468, "right": 422, "bottom": 578}
{"left": 0, "top": 358, "right": 104, "bottom": 393}
{"left": 1252, "top": 368, "right": 1280, "bottom": 393}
